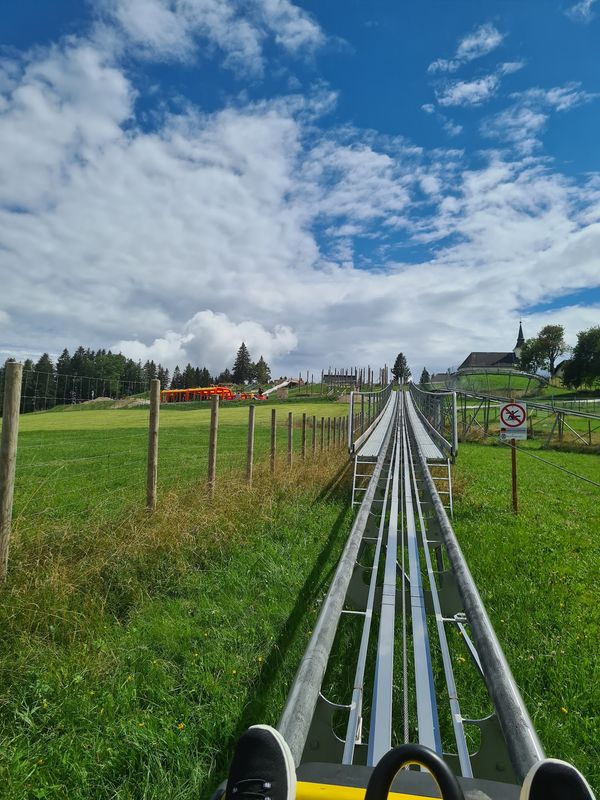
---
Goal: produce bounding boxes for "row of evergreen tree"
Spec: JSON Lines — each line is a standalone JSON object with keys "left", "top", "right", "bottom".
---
{"left": 1, "top": 342, "right": 272, "bottom": 413}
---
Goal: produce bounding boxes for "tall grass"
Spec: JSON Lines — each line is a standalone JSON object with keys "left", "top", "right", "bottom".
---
{"left": 0, "top": 451, "right": 353, "bottom": 799}
{"left": 452, "top": 443, "right": 600, "bottom": 792}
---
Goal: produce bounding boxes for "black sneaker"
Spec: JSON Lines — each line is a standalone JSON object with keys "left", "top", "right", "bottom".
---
{"left": 225, "top": 725, "right": 296, "bottom": 800}
{"left": 520, "top": 759, "right": 596, "bottom": 800}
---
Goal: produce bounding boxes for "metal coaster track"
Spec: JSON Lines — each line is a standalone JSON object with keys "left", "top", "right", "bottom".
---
{"left": 277, "top": 388, "right": 544, "bottom": 794}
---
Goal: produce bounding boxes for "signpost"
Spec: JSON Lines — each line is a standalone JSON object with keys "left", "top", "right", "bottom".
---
{"left": 499, "top": 402, "right": 527, "bottom": 514}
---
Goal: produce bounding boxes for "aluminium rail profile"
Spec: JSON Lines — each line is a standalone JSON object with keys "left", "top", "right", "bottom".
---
{"left": 348, "top": 382, "right": 394, "bottom": 454}
{"left": 409, "top": 382, "right": 458, "bottom": 459}
{"left": 412, "top": 440, "right": 545, "bottom": 783}
{"left": 278, "top": 392, "right": 398, "bottom": 766}
{"left": 277, "top": 384, "right": 544, "bottom": 788}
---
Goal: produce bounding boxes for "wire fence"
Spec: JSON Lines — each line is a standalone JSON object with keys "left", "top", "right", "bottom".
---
{"left": 0, "top": 366, "right": 350, "bottom": 581}
{"left": 455, "top": 391, "right": 600, "bottom": 448}
{"left": 408, "top": 383, "right": 458, "bottom": 458}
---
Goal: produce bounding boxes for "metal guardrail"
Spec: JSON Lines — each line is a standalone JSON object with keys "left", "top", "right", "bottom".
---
{"left": 409, "top": 383, "right": 458, "bottom": 459}
{"left": 347, "top": 382, "right": 393, "bottom": 454}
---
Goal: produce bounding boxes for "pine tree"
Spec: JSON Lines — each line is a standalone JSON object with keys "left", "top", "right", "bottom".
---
{"left": 198, "top": 367, "right": 212, "bottom": 386}
{"left": 419, "top": 367, "right": 430, "bottom": 387}
{"left": 391, "top": 352, "right": 411, "bottom": 384}
{"left": 157, "top": 365, "right": 170, "bottom": 389}
{"left": 217, "top": 368, "right": 233, "bottom": 384}
{"left": 182, "top": 363, "right": 197, "bottom": 388}
{"left": 252, "top": 355, "right": 271, "bottom": 385}
{"left": 56, "top": 348, "right": 71, "bottom": 405}
{"left": 143, "top": 360, "right": 157, "bottom": 383}
{"left": 34, "top": 353, "right": 56, "bottom": 410}
{"left": 171, "top": 366, "right": 183, "bottom": 389}
{"left": 232, "top": 342, "right": 252, "bottom": 384}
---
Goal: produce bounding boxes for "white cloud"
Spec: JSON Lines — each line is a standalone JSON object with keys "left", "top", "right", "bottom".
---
{"left": 114, "top": 311, "right": 297, "bottom": 372}
{"left": 483, "top": 83, "right": 598, "bottom": 152}
{"left": 436, "top": 74, "right": 500, "bottom": 107}
{"left": 428, "top": 23, "right": 503, "bottom": 73}
{"left": 566, "top": 0, "right": 597, "bottom": 22}
{"left": 101, "top": 0, "right": 325, "bottom": 72}
{"left": 515, "top": 83, "right": 597, "bottom": 111}
{"left": 1, "top": 21, "right": 600, "bottom": 378}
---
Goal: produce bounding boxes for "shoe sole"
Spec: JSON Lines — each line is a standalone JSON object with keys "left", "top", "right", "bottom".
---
{"left": 250, "top": 725, "right": 297, "bottom": 800}
{"left": 520, "top": 758, "right": 596, "bottom": 800}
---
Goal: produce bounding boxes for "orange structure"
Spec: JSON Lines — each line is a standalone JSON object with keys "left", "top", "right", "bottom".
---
{"left": 160, "top": 386, "right": 266, "bottom": 403}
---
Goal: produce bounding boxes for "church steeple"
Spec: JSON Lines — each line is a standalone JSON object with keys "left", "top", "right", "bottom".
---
{"left": 514, "top": 320, "right": 525, "bottom": 359}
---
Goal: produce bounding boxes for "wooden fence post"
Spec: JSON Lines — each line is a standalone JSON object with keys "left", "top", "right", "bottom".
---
{"left": 0, "top": 362, "right": 23, "bottom": 583}
{"left": 270, "top": 408, "right": 276, "bottom": 474}
{"left": 301, "top": 413, "right": 307, "bottom": 460}
{"left": 288, "top": 412, "right": 293, "bottom": 466}
{"left": 246, "top": 404, "right": 255, "bottom": 485}
{"left": 327, "top": 417, "right": 331, "bottom": 449}
{"left": 208, "top": 395, "right": 219, "bottom": 496}
{"left": 312, "top": 415, "right": 317, "bottom": 455}
{"left": 146, "top": 378, "right": 161, "bottom": 511}
{"left": 320, "top": 417, "right": 324, "bottom": 451}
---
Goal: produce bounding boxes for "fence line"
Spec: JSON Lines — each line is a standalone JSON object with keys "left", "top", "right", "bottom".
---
{"left": 0, "top": 366, "right": 351, "bottom": 580}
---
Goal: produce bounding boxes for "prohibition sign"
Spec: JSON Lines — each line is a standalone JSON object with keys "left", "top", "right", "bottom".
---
{"left": 500, "top": 402, "right": 526, "bottom": 428}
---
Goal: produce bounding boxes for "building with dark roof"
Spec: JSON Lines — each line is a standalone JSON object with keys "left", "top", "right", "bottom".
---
{"left": 457, "top": 323, "right": 525, "bottom": 372}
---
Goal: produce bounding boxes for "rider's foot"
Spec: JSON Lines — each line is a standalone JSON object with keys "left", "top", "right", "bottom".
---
{"left": 520, "top": 758, "right": 595, "bottom": 800}
{"left": 225, "top": 725, "right": 296, "bottom": 800}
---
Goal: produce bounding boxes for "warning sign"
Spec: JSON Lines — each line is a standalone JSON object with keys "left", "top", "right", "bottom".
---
{"left": 499, "top": 402, "right": 527, "bottom": 440}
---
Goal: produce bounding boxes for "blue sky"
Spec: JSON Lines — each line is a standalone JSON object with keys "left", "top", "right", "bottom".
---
{"left": 1, "top": 0, "right": 599, "bottom": 375}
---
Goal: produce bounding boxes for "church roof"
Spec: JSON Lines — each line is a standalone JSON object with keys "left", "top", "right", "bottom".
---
{"left": 458, "top": 352, "right": 517, "bottom": 370}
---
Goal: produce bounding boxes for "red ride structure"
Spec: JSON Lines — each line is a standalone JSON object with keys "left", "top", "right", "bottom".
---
{"left": 160, "top": 386, "right": 266, "bottom": 403}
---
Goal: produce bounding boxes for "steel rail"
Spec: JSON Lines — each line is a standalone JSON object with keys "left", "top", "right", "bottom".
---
{"left": 278, "top": 393, "right": 398, "bottom": 765}
{"left": 409, "top": 383, "right": 458, "bottom": 458}
{"left": 402, "top": 408, "right": 441, "bottom": 754}
{"left": 348, "top": 383, "right": 393, "bottom": 453}
{"left": 367, "top": 412, "right": 402, "bottom": 765}
{"left": 413, "top": 442, "right": 545, "bottom": 783}
{"left": 343, "top": 428, "right": 397, "bottom": 765}
{"left": 404, "top": 424, "right": 472, "bottom": 777}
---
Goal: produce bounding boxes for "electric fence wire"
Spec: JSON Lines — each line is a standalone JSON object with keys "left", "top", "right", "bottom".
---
{"left": 474, "top": 429, "right": 600, "bottom": 490}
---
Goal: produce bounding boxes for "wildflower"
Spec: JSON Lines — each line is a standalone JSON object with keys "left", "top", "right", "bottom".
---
{"left": 232, "top": 669, "right": 237, "bottom": 676}
{"left": 561, "top": 707, "right": 568, "bottom": 714}
{"left": 42, "top": 700, "right": 49, "bottom": 709}
{"left": 456, "top": 656, "right": 466, "bottom": 664}
{"left": 37, "top": 759, "right": 44, "bottom": 765}
{"left": 126, "top": 674, "right": 133, "bottom": 682}
{"left": 138, "top": 722, "right": 145, "bottom": 728}
{"left": 257, "top": 656, "right": 264, "bottom": 664}
{"left": 177, "top": 722, "right": 185, "bottom": 730}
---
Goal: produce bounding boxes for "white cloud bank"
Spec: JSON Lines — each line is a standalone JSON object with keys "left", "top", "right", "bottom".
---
{"left": 1, "top": 2, "right": 600, "bottom": 377}
{"left": 113, "top": 311, "right": 297, "bottom": 373}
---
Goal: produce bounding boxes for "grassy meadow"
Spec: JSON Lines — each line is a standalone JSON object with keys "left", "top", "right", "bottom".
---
{"left": 451, "top": 442, "right": 600, "bottom": 791}
{"left": 1, "top": 397, "right": 353, "bottom": 799}
{"left": 1, "top": 395, "right": 599, "bottom": 797}
{"left": 13, "top": 398, "right": 349, "bottom": 530}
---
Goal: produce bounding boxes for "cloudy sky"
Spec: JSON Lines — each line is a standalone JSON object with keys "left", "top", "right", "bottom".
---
{"left": 1, "top": 0, "right": 599, "bottom": 377}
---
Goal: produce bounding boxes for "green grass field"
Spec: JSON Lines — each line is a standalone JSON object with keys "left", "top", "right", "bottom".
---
{"left": 1, "top": 399, "right": 599, "bottom": 797}
{"left": 13, "top": 399, "right": 350, "bottom": 532}
{"left": 452, "top": 443, "right": 600, "bottom": 790}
